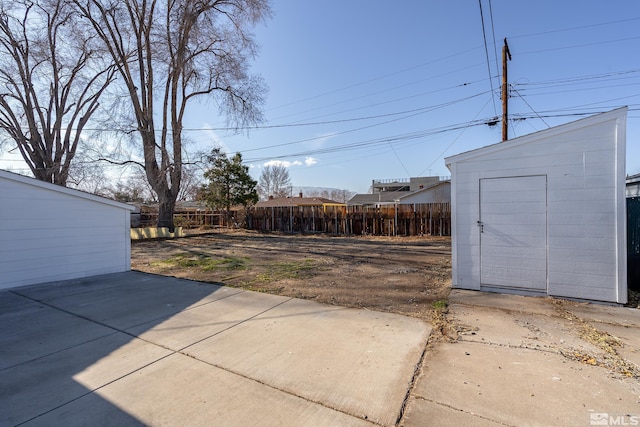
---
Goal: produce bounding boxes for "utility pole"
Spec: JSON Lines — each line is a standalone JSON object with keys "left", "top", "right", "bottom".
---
{"left": 502, "top": 38, "right": 512, "bottom": 141}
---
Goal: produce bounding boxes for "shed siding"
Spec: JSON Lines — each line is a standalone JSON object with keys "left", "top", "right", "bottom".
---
{"left": 0, "top": 173, "right": 132, "bottom": 289}
{"left": 446, "top": 108, "right": 626, "bottom": 303}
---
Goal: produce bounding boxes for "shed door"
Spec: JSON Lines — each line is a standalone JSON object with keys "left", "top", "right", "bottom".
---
{"left": 480, "top": 176, "right": 547, "bottom": 291}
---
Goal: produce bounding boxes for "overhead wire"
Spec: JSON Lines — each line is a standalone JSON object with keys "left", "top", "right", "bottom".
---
{"left": 511, "top": 88, "right": 551, "bottom": 128}
{"left": 487, "top": 0, "right": 501, "bottom": 82}
{"left": 478, "top": 0, "right": 498, "bottom": 115}
{"left": 418, "top": 96, "right": 494, "bottom": 176}
{"left": 239, "top": 91, "right": 490, "bottom": 154}
{"left": 519, "top": 35, "right": 640, "bottom": 56}
{"left": 509, "top": 16, "right": 640, "bottom": 40}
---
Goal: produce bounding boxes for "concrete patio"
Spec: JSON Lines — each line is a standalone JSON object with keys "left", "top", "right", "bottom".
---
{"left": 3, "top": 271, "right": 639, "bottom": 426}
{"left": 1, "top": 271, "right": 430, "bottom": 426}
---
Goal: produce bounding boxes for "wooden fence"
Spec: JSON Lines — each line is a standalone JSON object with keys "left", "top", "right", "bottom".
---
{"left": 135, "top": 205, "right": 226, "bottom": 229}
{"left": 246, "top": 203, "right": 451, "bottom": 236}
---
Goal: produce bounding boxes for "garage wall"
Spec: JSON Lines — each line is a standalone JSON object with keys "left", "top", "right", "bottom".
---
{"left": 445, "top": 108, "right": 627, "bottom": 303}
{"left": 0, "top": 171, "right": 135, "bottom": 289}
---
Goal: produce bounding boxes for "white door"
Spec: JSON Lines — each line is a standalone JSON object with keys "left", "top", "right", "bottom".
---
{"left": 480, "top": 176, "right": 547, "bottom": 291}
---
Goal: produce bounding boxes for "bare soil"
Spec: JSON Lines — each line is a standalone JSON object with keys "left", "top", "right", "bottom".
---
{"left": 131, "top": 230, "right": 452, "bottom": 321}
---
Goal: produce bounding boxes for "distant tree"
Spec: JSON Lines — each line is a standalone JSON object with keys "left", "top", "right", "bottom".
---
{"left": 330, "top": 189, "right": 355, "bottom": 203}
{"left": 177, "top": 161, "right": 204, "bottom": 202}
{"left": 74, "top": 0, "right": 270, "bottom": 230}
{"left": 0, "top": 0, "right": 116, "bottom": 185}
{"left": 258, "top": 164, "right": 291, "bottom": 199}
{"left": 200, "top": 148, "right": 257, "bottom": 223}
{"left": 304, "top": 189, "right": 327, "bottom": 199}
{"left": 304, "top": 188, "right": 354, "bottom": 203}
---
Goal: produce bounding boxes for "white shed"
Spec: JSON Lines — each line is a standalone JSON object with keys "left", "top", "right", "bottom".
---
{"left": 445, "top": 108, "right": 627, "bottom": 304}
{"left": 0, "top": 170, "right": 136, "bottom": 289}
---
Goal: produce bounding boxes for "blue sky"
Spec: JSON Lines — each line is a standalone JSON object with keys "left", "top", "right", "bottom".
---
{"left": 197, "top": 0, "right": 640, "bottom": 194}
{"left": 2, "top": 1, "right": 639, "bottom": 195}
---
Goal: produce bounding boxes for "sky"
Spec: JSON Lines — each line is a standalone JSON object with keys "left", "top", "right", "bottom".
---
{"left": 2, "top": 0, "right": 639, "bottom": 195}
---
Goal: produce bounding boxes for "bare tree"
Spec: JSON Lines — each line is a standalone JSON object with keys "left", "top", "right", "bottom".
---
{"left": 0, "top": 0, "right": 116, "bottom": 185}
{"left": 303, "top": 187, "right": 354, "bottom": 203}
{"left": 177, "top": 160, "right": 204, "bottom": 201}
{"left": 74, "top": 0, "right": 270, "bottom": 230}
{"left": 330, "top": 189, "right": 355, "bottom": 203}
{"left": 258, "top": 164, "right": 291, "bottom": 199}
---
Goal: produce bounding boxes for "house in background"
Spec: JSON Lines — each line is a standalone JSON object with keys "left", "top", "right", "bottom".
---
{"left": 0, "top": 169, "right": 135, "bottom": 290}
{"left": 445, "top": 108, "right": 627, "bottom": 304}
{"left": 627, "top": 173, "right": 640, "bottom": 198}
{"left": 250, "top": 193, "right": 345, "bottom": 233}
{"left": 254, "top": 193, "right": 343, "bottom": 209}
{"left": 398, "top": 181, "right": 451, "bottom": 205}
{"left": 348, "top": 176, "right": 450, "bottom": 207}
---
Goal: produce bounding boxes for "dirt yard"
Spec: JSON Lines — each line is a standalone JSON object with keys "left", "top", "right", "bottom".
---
{"left": 131, "top": 230, "right": 452, "bottom": 321}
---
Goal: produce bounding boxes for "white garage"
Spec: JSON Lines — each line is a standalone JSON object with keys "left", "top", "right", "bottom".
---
{"left": 0, "top": 170, "right": 135, "bottom": 290}
{"left": 445, "top": 108, "right": 628, "bottom": 304}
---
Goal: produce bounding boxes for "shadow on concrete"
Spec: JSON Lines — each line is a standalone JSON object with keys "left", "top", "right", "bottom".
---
{"left": 0, "top": 271, "right": 226, "bottom": 426}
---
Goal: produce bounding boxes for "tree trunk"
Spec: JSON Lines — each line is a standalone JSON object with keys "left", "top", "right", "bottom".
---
{"left": 157, "top": 197, "right": 176, "bottom": 232}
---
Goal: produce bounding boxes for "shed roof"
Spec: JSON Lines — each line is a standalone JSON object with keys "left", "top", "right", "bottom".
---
{"left": 0, "top": 169, "right": 136, "bottom": 211}
{"left": 445, "top": 107, "right": 628, "bottom": 166}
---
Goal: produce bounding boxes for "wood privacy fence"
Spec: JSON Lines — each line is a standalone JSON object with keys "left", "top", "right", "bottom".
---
{"left": 135, "top": 206, "right": 226, "bottom": 228}
{"left": 246, "top": 203, "right": 451, "bottom": 236}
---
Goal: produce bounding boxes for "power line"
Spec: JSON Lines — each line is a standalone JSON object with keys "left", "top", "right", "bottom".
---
{"left": 487, "top": 0, "right": 501, "bottom": 83}
{"left": 514, "top": 69, "right": 640, "bottom": 88}
{"left": 510, "top": 16, "right": 640, "bottom": 40}
{"left": 511, "top": 88, "right": 550, "bottom": 128}
{"left": 515, "top": 82, "right": 640, "bottom": 97}
{"left": 269, "top": 76, "right": 486, "bottom": 125}
{"left": 419, "top": 96, "right": 494, "bottom": 176}
{"left": 478, "top": 0, "right": 498, "bottom": 115}
{"left": 519, "top": 35, "right": 640, "bottom": 56}
{"left": 263, "top": 46, "right": 481, "bottom": 113}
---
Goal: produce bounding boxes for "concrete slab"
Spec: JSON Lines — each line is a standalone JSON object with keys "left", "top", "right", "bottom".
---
{"left": 567, "top": 302, "right": 640, "bottom": 328}
{"left": 186, "top": 297, "right": 431, "bottom": 426}
{"left": 13, "top": 271, "right": 144, "bottom": 301}
{"left": 400, "top": 398, "right": 504, "bottom": 427}
{"left": 450, "top": 289, "right": 558, "bottom": 316}
{"left": 1, "top": 333, "right": 171, "bottom": 426}
{"left": 3, "top": 271, "right": 430, "bottom": 426}
{"left": 0, "top": 292, "right": 115, "bottom": 370}
{"left": 14, "top": 272, "right": 244, "bottom": 330}
{"left": 451, "top": 303, "right": 602, "bottom": 354}
{"left": 24, "top": 353, "right": 374, "bottom": 427}
{"left": 412, "top": 342, "right": 640, "bottom": 427}
{"left": 126, "top": 291, "right": 291, "bottom": 350}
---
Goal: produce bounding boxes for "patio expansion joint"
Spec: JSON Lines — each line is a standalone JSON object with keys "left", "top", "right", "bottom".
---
{"left": 175, "top": 350, "right": 382, "bottom": 426}
{"left": 394, "top": 331, "right": 431, "bottom": 426}
{"left": 14, "top": 352, "right": 177, "bottom": 427}
{"left": 404, "top": 397, "right": 515, "bottom": 427}
{"left": 167, "top": 296, "right": 383, "bottom": 425}
{"left": 7, "top": 290, "right": 386, "bottom": 425}
{"left": 122, "top": 287, "right": 249, "bottom": 331}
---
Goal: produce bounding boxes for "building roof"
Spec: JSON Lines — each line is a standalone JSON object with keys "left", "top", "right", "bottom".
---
{"left": 348, "top": 192, "right": 410, "bottom": 206}
{"left": 397, "top": 181, "right": 450, "bottom": 201}
{"left": 627, "top": 173, "right": 640, "bottom": 184}
{"left": 255, "top": 196, "right": 342, "bottom": 208}
{"left": 445, "top": 107, "right": 627, "bottom": 166}
{"left": 0, "top": 169, "right": 135, "bottom": 211}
